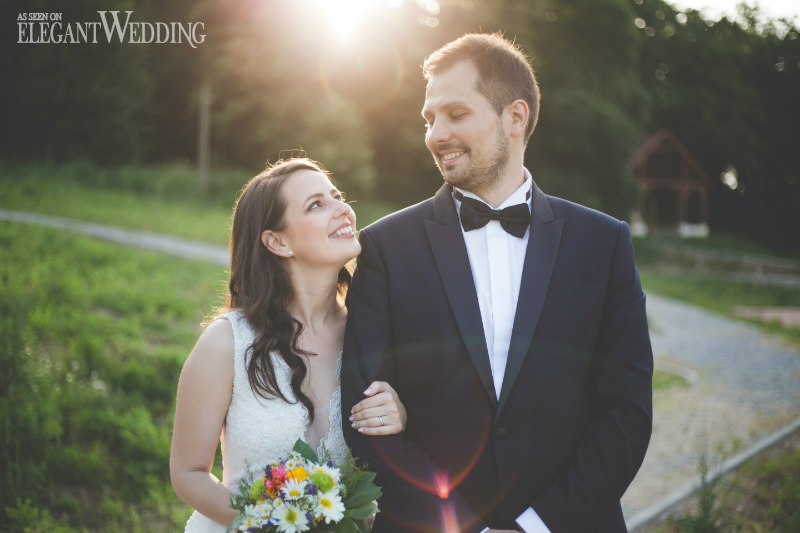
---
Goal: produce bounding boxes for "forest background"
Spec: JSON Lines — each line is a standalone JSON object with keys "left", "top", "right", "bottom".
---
{"left": 2, "top": 0, "right": 799, "bottom": 250}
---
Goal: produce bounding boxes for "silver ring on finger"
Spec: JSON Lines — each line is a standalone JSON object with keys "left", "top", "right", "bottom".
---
{"left": 379, "top": 415, "right": 385, "bottom": 426}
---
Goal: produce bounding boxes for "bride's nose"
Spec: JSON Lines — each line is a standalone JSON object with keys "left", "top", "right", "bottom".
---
{"left": 334, "top": 200, "right": 351, "bottom": 218}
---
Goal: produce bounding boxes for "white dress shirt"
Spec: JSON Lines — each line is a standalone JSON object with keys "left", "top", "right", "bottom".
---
{"left": 453, "top": 169, "right": 552, "bottom": 533}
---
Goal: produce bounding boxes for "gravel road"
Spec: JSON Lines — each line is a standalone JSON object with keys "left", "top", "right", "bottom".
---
{"left": 622, "top": 292, "right": 800, "bottom": 522}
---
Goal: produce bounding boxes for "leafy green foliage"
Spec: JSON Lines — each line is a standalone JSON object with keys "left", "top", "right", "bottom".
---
{"left": 0, "top": 221, "right": 226, "bottom": 531}
{"left": 632, "top": 0, "right": 800, "bottom": 250}
{"left": 3, "top": 0, "right": 798, "bottom": 246}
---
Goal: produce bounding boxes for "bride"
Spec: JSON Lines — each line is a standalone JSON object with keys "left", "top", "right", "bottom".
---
{"left": 170, "top": 158, "right": 406, "bottom": 532}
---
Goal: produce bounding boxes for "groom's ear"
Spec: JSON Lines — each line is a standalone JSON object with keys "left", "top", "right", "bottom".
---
{"left": 507, "top": 99, "right": 530, "bottom": 139}
{"left": 261, "top": 230, "right": 292, "bottom": 258}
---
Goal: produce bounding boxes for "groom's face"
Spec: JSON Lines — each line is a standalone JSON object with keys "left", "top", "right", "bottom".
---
{"left": 421, "top": 60, "right": 510, "bottom": 196}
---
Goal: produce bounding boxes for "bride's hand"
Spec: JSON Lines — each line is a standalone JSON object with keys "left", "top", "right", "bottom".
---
{"left": 350, "top": 381, "right": 407, "bottom": 435}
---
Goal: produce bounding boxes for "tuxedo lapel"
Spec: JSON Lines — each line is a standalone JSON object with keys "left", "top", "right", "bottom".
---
{"left": 425, "top": 184, "right": 497, "bottom": 406}
{"left": 498, "top": 183, "right": 563, "bottom": 412}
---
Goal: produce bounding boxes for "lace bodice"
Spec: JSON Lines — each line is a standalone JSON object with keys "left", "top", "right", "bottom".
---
{"left": 184, "top": 309, "right": 348, "bottom": 533}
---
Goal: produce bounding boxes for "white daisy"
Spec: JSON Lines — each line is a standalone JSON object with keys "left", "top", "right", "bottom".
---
{"left": 314, "top": 489, "right": 345, "bottom": 524}
{"left": 274, "top": 503, "right": 311, "bottom": 533}
{"left": 253, "top": 500, "right": 273, "bottom": 522}
{"left": 281, "top": 477, "right": 308, "bottom": 500}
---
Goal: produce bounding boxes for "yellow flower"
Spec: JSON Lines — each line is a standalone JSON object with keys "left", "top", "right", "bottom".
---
{"left": 286, "top": 466, "right": 308, "bottom": 482}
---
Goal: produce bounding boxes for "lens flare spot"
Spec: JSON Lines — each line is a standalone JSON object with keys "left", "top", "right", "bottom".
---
{"left": 433, "top": 471, "right": 450, "bottom": 499}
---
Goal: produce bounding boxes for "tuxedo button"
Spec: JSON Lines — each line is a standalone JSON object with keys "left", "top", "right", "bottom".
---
{"left": 495, "top": 427, "right": 508, "bottom": 439}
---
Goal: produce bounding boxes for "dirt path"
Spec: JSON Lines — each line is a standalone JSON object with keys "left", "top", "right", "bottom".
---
{"left": 622, "top": 293, "right": 800, "bottom": 526}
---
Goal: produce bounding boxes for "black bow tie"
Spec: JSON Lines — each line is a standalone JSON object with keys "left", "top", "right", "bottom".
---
{"left": 455, "top": 190, "right": 531, "bottom": 238}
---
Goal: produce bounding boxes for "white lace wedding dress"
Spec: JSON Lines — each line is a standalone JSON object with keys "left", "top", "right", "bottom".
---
{"left": 184, "top": 309, "right": 349, "bottom": 533}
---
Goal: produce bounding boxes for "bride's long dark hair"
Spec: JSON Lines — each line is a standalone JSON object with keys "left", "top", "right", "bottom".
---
{"left": 226, "top": 158, "right": 351, "bottom": 423}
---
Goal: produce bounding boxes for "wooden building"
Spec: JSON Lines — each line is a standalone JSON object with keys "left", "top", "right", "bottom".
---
{"left": 631, "top": 129, "right": 711, "bottom": 237}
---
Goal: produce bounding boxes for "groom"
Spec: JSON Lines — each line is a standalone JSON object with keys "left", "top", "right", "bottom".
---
{"left": 342, "top": 33, "right": 653, "bottom": 533}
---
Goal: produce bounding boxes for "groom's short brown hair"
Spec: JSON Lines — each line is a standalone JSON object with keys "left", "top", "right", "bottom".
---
{"left": 423, "top": 32, "right": 540, "bottom": 142}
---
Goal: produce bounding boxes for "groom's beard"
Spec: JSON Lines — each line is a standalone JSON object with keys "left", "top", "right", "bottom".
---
{"left": 437, "top": 124, "right": 510, "bottom": 194}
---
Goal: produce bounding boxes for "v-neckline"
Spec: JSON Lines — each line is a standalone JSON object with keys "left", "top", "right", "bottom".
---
{"left": 301, "top": 354, "right": 342, "bottom": 457}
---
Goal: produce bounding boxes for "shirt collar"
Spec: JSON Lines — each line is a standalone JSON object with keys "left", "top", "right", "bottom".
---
{"left": 453, "top": 168, "right": 533, "bottom": 210}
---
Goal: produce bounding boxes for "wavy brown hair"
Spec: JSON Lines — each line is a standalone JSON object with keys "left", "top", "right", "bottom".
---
{"left": 226, "top": 158, "right": 351, "bottom": 423}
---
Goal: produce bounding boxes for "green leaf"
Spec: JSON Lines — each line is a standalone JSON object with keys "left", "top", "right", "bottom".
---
{"left": 292, "top": 438, "right": 318, "bottom": 463}
{"left": 335, "top": 517, "right": 359, "bottom": 533}
{"left": 355, "top": 517, "right": 371, "bottom": 533}
{"left": 357, "top": 471, "right": 377, "bottom": 486}
{"left": 345, "top": 501, "right": 379, "bottom": 520}
{"left": 343, "top": 483, "right": 382, "bottom": 508}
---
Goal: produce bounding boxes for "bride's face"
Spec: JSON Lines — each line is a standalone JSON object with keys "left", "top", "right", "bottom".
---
{"left": 273, "top": 169, "right": 361, "bottom": 267}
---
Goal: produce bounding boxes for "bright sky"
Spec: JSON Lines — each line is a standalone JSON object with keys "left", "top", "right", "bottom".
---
{"left": 668, "top": 0, "right": 800, "bottom": 22}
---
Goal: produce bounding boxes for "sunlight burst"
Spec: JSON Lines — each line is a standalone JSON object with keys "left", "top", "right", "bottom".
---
{"left": 307, "top": 0, "right": 389, "bottom": 40}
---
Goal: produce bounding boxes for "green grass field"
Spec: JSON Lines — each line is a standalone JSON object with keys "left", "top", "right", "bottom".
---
{"left": 0, "top": 221, "right": 227, "bottom": 531}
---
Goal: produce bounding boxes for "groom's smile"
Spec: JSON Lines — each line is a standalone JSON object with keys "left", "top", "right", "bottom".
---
{"left": 437, "top": 145, "right": 468, "bottom": 170}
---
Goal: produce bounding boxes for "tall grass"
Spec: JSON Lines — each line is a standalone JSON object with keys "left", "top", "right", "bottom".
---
{"left": 0, "top": 221, "right": 226, "bottom": 531}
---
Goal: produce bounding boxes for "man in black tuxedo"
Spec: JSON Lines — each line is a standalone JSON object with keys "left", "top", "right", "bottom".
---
{"left": 342, "top": 33, "right": 652, "bottom": 533}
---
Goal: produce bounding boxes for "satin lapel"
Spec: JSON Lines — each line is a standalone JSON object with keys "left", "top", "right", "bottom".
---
{"left": 497, "top": 183, "right": 563, "bottom": 412}
{"left": 424, "top": 184, "right": 497, "bottom": 406}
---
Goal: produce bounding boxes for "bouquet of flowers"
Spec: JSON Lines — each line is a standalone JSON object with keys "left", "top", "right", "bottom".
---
{"left": 226, "top": 439, "right": 381, "bottom": 533}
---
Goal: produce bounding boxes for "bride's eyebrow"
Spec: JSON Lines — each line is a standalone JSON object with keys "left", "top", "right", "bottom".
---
{"left": 303, "top": 188, "right": 342, "bottom": 207}
{"left": 303, "top": 192, "right": 323, "bottom": 206}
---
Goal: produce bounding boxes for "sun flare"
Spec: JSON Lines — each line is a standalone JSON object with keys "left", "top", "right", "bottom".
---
{"left": 307, "top": 0, "right": 383, "bottom": 39}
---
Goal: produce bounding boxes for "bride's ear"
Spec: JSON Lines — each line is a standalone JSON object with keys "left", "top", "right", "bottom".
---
{"left": 261, "top": 230, "right": 293, "bottom": 258}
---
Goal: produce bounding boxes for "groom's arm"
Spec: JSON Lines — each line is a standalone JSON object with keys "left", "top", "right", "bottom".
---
{"left": 342, "top": 227, "right": 486, "bottom": 533}
{"left": 529, "top": 221, "right": 653, "bottom": 531}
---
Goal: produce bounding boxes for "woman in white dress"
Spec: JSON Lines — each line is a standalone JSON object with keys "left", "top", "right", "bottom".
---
{"left": 170, "top": 158, "right": 406, "bottom": 532}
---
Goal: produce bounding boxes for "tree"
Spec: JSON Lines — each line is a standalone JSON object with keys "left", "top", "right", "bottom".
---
{"left": 632, "top": 0, "right": 800, "bottom": 250}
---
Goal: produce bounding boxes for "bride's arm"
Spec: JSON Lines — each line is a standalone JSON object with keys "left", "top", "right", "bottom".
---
{"left": 170, "top": 318, "right": 238, "bottom": 527}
